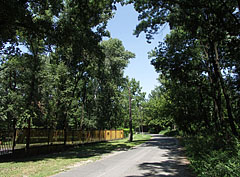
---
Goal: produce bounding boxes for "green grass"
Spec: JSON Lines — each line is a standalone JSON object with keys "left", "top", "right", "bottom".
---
{"left": 0, "top": 134, "right": 151, "bottom": 177}
{"left": 159, "top": 128, "right": 180, "bottom": 137}
{"left": 159, "top": 129, "right": 170, "bottom": 135}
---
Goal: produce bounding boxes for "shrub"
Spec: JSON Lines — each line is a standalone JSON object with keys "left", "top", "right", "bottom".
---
{"left": 182, "top": 136, "right": 240, "bottom": 177}
{"left": 123, "top": 128, "right": 135, "bottom": 138}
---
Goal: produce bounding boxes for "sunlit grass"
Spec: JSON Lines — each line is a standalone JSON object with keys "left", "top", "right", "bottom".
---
{"left": 0, "top": 134, "right": 151, "bottom": 177}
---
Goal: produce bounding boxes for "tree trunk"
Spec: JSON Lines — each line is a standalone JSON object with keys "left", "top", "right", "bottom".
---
{"left": 198, "top": 85, "right": 210, "bottom": 128}
{"left": 213, "top": 42, "right": 238, "bottom": 137}
{"left": 26, "top": 70, "right": 36, "bottom": 151}
{"left": 47, "top": 128, "right": 50, "bottom": 146}
{"left": 80, "top": 104, "right": 84, "bottom": 130}
{"left": 26, "top": 117, "right": 31, "bottom": 151}
{"left": 203, "top": 45, "right": 222, "bottom": 130}
{"left": 80, "top": 82, "right": 87, "bottom": 130}
{"left": 129, "top": 87, "right": 133, "bottom": 142}
{"left": 26, "top": 38, "right": 40, "bottom": 152}
{"left": 12, "top": 119, "right": 17, "bottom": 153}
{"left": 63, "top": 113, "right": 68, "bottom": 146}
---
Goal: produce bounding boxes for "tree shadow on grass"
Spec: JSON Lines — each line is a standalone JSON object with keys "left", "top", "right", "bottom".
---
{"left": 0, "top": 139, "right": 143, "bottom": 163}
{"left": 1, "top": 135, "right": 193, "bottom": 177}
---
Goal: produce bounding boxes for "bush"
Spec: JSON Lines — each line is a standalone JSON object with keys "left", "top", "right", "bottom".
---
{"left": 182, "top": 136, "right": 240, "bottom": 177}
{"left": 123, "top": 128, "right": 135, "bottom": 138}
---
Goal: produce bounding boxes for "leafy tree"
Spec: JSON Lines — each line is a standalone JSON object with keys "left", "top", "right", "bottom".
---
{"left": 96, "top": 39, "right": 135, "bottom": 129}
{"left": 130, "top": 0, "right": 240, "bottom": 138}
{"left": 1, "top": 1, "right": 136, "bottom": 150}
{"left": 123, "top": 77, "right": 145, "bottom": 141}
{"left": 148, "top": 29, "right": 213, "bottom": 134}
{"left": 144, "top": 85, "right": 173, "bottom": 133}
{"left": 0, "top": 55, "right": 26, "bottom": 151}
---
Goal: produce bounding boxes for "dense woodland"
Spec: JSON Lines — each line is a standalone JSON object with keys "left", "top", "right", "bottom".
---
{"left": 0, "top": 0, "right": 240, "bottom": 175}
{"left": 135, "top": 0, "right": 240, "bottom": 138}
{"left": 0, "top": 0, "right": 147, "bottom": 149}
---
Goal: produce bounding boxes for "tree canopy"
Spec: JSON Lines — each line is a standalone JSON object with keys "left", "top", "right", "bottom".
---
{"left": 0, "top": 1, "right": 149, "bottom": 149}
{"left": 130, "top": 0, "right": 240, "bottom": 138}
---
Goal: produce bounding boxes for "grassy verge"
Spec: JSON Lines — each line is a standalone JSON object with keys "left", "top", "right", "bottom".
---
{"left": 159, "top": 128, "right": 180, "bottom": 137}
{"left": 0, "top": 134, "right": 151, "bottom": 177}
{"left": 181, "top": 136, "right": 240, "bottom": 177}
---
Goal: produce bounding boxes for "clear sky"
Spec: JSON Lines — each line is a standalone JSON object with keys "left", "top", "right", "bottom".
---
{"left": 106, "top": 4, "right": 170, "bottom": 97}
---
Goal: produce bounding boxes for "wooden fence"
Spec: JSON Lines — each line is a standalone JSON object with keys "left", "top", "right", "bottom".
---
{"left": 0, "top": 129, "right": 124, "bottom": 155}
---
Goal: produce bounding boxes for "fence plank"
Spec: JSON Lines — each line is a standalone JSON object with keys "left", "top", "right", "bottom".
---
{"left": 0, "top": 129, "right": 124, "bottom": 156}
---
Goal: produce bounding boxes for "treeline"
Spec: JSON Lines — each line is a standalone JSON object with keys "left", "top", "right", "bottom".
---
{"left": 0, "top": 1, "right": 146, "bottom": 150}
{"left": 132, "top": 0, "right": 240, "bottom": 139}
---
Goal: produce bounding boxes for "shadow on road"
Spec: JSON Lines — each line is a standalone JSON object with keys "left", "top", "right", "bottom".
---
{"left": 126, "top": 135, "right": 193, "bottom": 177}
{"left": 126, "top": 161, "right": 191, "bottom": 177}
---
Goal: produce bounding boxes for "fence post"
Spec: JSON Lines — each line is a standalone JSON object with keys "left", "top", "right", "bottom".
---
{"left": 12, "top": 128, "right": 16, "bottom": 153}
{"left": 110, "top": 130, "right": 112, "bottom": 140}
{"left": 99, "top": 130, "right": 101, "bottom": 141}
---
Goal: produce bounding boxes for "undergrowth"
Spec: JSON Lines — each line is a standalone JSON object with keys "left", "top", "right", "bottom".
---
{"left": 181, "top": 135, "right": 240, "bottom": 177}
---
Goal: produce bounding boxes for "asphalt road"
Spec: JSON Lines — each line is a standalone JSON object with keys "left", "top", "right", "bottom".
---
{"left": 53, "top": 135, "right": 192, "bottom": 177}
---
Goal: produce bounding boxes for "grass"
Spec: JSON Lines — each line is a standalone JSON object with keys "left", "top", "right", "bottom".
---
{"left": 159, "top": 128, "right": 180, "bottom": 137}
{"left": 0, "top": 134, "right": 151, "bottom": 177}
{"left": 159, "top": 129, "right": 171, "bottom": 135}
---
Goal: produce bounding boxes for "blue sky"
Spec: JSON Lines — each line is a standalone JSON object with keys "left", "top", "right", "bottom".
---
{"left": 106, "top": 4, "right": 170, "bottom": 97}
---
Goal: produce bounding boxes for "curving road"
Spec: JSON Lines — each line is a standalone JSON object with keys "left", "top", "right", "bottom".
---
{"left": 53, "top": 135, "right": 192, "bottom": 177}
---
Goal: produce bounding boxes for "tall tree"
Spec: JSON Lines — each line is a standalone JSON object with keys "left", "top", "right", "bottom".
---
{"left": 124, "top": 77, "right": 145, "bottom": 141}
{"left": 96, "top": 38, "right": 135, "bottom": 129}
{"left": 1, "top": 0, "right": 132, "bottom": 149}
{"left": 130, "top": 0, "right": 240, "bottom": 137}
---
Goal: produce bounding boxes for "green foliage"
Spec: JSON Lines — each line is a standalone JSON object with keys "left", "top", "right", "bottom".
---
{"left": 129, "top": 2, "right": 240, "bottom": 175}
{"left": 159, "top": 128, "right": 180, "bottom": 137}
{"left": 123, "top": 128, "right": 130, "bottom": 137}
{"left": 96, "top": 38, "right": 135, "bottom": 129}
{"left": 123, "top": 128, "right": 136, "bottom": 137}
{"left": 0, "top": 1, "right": 143, "bottom": 151}
{"left": 182, "top": 137, "right": 240, "bottom": 177}
{"left": 144, "top": 86, "right": 174, "bottom": 133}
{"left": 131, "top": 0, "right": 240, "bottom": 138}
{"left": 123, "top": 77, "right": 146, "bottom": 129}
